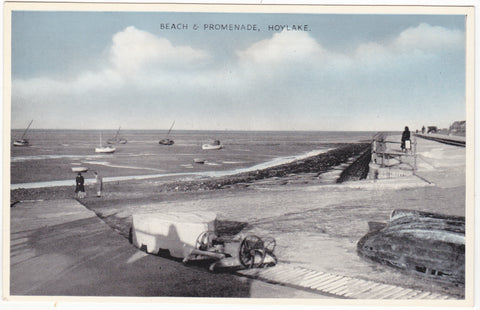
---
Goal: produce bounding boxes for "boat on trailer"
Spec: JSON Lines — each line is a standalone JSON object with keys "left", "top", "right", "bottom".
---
{"left": 357, "top": 209, "right": 465, "bottom": 285}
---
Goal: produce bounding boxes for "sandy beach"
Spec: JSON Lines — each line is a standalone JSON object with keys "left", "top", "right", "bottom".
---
{"left": 8, "top": 135, "right": 467, "bottom": 299}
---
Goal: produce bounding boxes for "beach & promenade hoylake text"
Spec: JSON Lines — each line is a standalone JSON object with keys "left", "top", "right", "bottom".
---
{"left": 159, "top": 23, "right": 311, "bottom": 31}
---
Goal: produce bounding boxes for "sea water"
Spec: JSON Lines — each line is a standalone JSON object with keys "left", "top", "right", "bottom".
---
{"left": 10, "top": 129, "right": 377, "bottom": 187}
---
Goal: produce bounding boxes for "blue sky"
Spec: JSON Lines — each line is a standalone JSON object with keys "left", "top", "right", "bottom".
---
{"left": 11, "top": 11, "right": 466, "bottom": 131}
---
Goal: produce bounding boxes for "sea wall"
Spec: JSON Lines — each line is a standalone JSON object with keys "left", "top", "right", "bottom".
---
{"left": 163, "top": 143, "right": 371, "bottom": 191}
{"left": 336, "top": 148, "right": 372, "bottom": 183}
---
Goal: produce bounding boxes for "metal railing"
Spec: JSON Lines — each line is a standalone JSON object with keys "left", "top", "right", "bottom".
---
{"left": 371, "top": 133, "right": 417, "bottom": 174}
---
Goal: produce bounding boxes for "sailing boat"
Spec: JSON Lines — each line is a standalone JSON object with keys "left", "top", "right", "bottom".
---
{"left": 95, "top": 133, "right": 116, "bottom": 153}
{"left": 13, "top": 120, "right": 33, "bottom": 147}
{"left": 107, "top": 126, "right": 127, "bottom": 144}
{"left": 159, "top": 121, "right": 175, "bottom": 145}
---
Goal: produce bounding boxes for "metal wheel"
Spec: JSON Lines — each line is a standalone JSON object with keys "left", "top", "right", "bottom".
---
{"left": 263, "top": 237, "right": 276, "bottom": 253}
{"left": 195, "top": 231, "right": 216, "bottom": 251}
{"left": 262, "top": 237, "right": 278, "bottom": 266}
{"left": 239, "top": 235, "right": 266, "bottom": 268}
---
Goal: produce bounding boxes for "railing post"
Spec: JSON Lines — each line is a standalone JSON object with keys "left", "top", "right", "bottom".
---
{"left": 413, "top": 136, "right": 417, "bottom": 175}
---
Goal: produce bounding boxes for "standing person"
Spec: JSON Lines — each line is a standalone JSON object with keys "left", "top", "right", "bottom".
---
{"left": 401, "top": 126, "right": 411, "bottom": 152}
{"left": 75, "top": 172, "right": 85, "bottom": 198}
{"left": 94, "top": 171, "right": 103, "bottom": 197}
{"left": 421, "top": 126, "right": 425, "bottom": 134}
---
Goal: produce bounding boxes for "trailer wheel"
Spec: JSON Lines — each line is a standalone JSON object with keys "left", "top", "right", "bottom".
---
{"left": 239, "top": 235, "right": 265, "bottom": 268}
{"left": 195, "top": 231, "right": 216, "bottom": 251}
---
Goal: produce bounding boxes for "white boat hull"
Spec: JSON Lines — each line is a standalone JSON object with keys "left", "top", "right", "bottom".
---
{"left": 13, "top": 140, "right": 29, "bottom": 147}
{"left": 95, "top": 147, "right": 116, "bottom": 153}
{"left": 202, "top": 144, "right": 223, "bottom": 150}
{"left": 71, "top": 167, "right": 89, "bottom": 173}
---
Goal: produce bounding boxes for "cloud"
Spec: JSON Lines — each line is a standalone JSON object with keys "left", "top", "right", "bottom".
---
{"left": 11, "top": 23, "right": 465, "bottom": 130}
{"left": 14, "top": 26, "right": 210, "bottom": 94}
{"left": 354, "top": 23, "right": 463, "bottom": 65}
{"left": 237, "top": 30, "right": 326, "bottom": 63}
{"left": 392, "top": 22, "right": 464, "bottom": 52}
{"left": 109, "top": 26, "right": 208, "bottom": 75}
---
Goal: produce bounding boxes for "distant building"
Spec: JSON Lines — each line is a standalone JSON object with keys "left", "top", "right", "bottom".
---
{"left": 449, "top": 121, "right": 466, "bottom": 136}
{"left": 427, "top": 126, "right": 438, "bottom": 134}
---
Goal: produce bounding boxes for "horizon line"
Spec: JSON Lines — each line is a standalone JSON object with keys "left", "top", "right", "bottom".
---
{"left": 9, "top": 128, "right": 404, "bottom": 132}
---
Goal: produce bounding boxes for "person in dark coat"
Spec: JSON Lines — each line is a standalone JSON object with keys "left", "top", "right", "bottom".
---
{"left": 401, "top": 126, "right": 411, "bottom": 151}
{"left": 75, "top": 172, "right": 85, "bottom": 198}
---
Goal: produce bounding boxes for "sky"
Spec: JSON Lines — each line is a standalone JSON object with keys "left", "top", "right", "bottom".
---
{"left": 10, "top": 10, "right": 466, "bottom": 131}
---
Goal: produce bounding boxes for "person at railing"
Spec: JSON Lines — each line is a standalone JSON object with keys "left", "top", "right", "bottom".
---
{"left": 401, "top": 126, "right": 411, "bottom": 152}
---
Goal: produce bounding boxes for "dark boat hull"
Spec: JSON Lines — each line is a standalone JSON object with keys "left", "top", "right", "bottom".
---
{"left": 159, "top": 139, "right": 174, "bottom": 145}
{"left": 357, "top": 209, "right": 465, "bottom": 285}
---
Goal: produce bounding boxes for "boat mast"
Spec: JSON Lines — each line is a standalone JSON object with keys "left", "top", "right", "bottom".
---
{"left": 20, "top": 120, "right": 33, "bottom": 139}
{"left": 166, "top": 121, "right": 175, "bottom": 138}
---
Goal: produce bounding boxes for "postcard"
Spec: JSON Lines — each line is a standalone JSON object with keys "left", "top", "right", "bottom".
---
{"left": 3, "top": 1, "right": 475, "bottom": 309}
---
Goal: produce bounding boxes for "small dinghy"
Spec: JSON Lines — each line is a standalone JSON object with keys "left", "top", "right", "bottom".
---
{"left": 95, "top": 146, "right": 116, "bottom": 153}
{"left": 202, "top": 139, "right": 223, "bottom": 150}
{"left": 71, "top": 167, "right": 89, "bottom": 173}
{"left": 357, "top": 209, "right": 465, "bottom": 284}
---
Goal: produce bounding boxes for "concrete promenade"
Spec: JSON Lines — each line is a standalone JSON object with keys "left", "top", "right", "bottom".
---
{"left": 8, "top": 199, "right": 320, "bottom": 298}
{"left": 6, "top": 133, "right": 470, "bottom": 302}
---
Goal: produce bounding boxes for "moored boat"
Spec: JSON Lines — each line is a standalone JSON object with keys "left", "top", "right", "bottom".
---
{"left": 107, "top": 126, "right": 127, "bottom": 144}
{"left": 95, "top": 133, "right": 116, "bottom": 153}
{"left": 357, "top": 209, "right": 465, "bottom": 284}
{"left": 13, "top": 139, "right": 30, "bottom": 147}
{"left": 95, "top": 146, "right": 116, "bottom": 153}
{"left": 159, "top": 121, "right": 175, "bottom": 145}
{"left": 193, "top": 158, "right": 205, "bottom": 164}
{"left": 202, "top": 139, "right": 223, "bottom": 150}
{"left": 71, "top": 167, "right": 89, "bottom": 173}
{"left": 159, "top": 138, "right": 174, "bottom": 145}
{"left": 13, "top": 120, "right": 33, "bottom": 147}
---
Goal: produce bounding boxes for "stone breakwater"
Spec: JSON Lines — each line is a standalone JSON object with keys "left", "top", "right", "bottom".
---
{"left": 162, "top": 143, "right": 371, "bottom": 191}
{"left": 336, "top": 147, "right": 372, "bottom": 183}
{"left": 11, "top": 143, "right": 370, "bottom": 202}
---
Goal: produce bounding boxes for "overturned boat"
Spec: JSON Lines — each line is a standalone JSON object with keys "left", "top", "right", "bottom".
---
{"left": 357, "top": 209, "right": 465, "bottom": 285}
